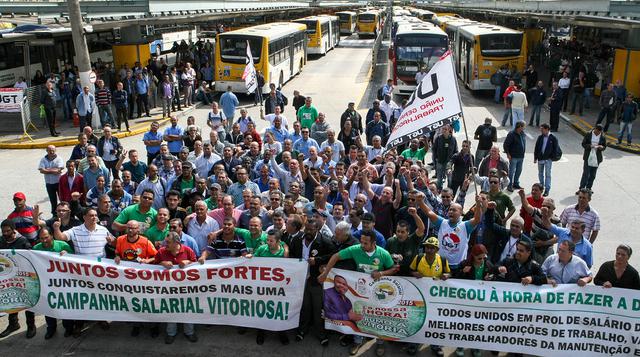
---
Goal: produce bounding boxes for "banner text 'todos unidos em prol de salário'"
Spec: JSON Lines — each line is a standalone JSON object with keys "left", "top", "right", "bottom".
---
{"left": 323, "top": 269, "right": 640, "bottom": 357}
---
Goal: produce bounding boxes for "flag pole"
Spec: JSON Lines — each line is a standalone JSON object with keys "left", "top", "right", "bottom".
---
{"left": 448, "top": 51, "right": 479, "bottom": 197}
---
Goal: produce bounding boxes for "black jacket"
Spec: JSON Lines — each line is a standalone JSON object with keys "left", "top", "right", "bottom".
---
{"left": 490, "top": 256, "right": 546, "bottom": 285}
{"left": 581, "top": 131, "right": 606, "bottom": 163}
{"left": 289, "top": 232, "right": 336, "bottom": 286}
{"left": 212, "top": 158, "right": 243, "bottom": 180}
{"left": 528, "top": 86, "right": 547, "bottom": 106}
{"left": 484, "top": 207, "right": 530, "bottom": 264}
{"left": 264, "top": 95, "right": 285, "bottom": 115}
{"left": 534, "top": 133, "right": 559, "bottom": 161}
{"left": 97, "top": 136, "right": 122, "bottom": 158}
{"left": 503, "top": 130, "right": 526, "bottom": 159}
{"left": 454, "top": 258, "right": 495, "bottom": 280}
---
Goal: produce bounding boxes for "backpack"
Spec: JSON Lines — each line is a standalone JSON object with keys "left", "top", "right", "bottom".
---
{"left": 377, "top": 87, "right": 384, "bottom": 101}
{"left": 412, "top": 253, "right": 448, "bottom": 275}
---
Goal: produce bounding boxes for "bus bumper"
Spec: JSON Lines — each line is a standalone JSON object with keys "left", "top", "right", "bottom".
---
{"left": 393, "top": 84, "right": 417, "bottom": 97}
{"left": 470, "top": 79, "right": 494, "bottom": 91}
{"left": 308, "top": 46, "right": 324, "bottom": 55}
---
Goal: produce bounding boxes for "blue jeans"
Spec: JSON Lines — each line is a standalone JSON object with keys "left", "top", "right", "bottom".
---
{"left": 537, "top": 160, "right": 552, "bottom": 193}
{"left": 618, "top": 121, "right": 633, "bottom": 143}
{"left": 508, "top": 157, "right": 524, "bottom": 187}
{"left": 501, "top": 107, "right": 512, "bottom": 126}
{"left": 583, "top": 88, "right": 591, "bottom": 109}
{"left": 529, "top": 104, "right": 542, "bottom": 126}
{"left": 512, "top": 108, "right": 525, "bottom": 127}
{"left": 62, "top": 95, "right": 73, "bottom": 121}
{"left": 571, "top": 92, "right": 584, "bottom": 115}
{"left": 166, "top": 322, "right": 194, "bottom": 337}
{"left": 494, "top": 86, "right": 502, "bottom": 103}
{"left": 98, "top": 105, "right": 114, "bottom": 127}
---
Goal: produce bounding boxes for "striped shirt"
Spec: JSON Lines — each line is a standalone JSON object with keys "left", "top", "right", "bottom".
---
{"left": 559, "top": 204, "right": 600, "bottom": 241}
{"left": 7, "top": 207, "right": 38, "bottom": 242}
{"left": 95, "top": 88, "right": 112, "bottom": 106}
{"left": 64, "top": 224, "right": 112, "bottom": 258}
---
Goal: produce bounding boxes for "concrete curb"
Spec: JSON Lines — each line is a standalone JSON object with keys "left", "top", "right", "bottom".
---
{"left": 0, "top": 105, "right": 199, "bottom": 150}
{"left": 559, "top": 112, "right": 640, "bottom": 155}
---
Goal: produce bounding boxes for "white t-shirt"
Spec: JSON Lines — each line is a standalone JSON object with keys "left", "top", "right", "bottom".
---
{"left": 263, "top": 113, "right": 289, "bottom": 129}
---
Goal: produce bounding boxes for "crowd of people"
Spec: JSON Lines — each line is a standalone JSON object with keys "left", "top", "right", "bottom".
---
{"left": 28, "top": 38, "right": 217, "bottom": 138}
{"left": 2, "top": 69, "right": 639, "bottom": 357}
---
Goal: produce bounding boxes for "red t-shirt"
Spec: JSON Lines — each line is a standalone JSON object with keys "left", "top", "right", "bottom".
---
{"left": 154, "top": 245, "right": 196, "bottom": 265}
{"left": 520, "top": 195, "right": 544, "bottom": 233}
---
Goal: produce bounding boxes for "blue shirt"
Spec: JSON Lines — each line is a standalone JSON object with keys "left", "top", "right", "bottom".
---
{"left": 550, "top": 224, "right": 594, "bottom": 268}
{"left": 180, "top": 233, "right": 201, "bottom": 258}
{"left": 163, "top": 125, "right": 184, "bottom": 153}
{"left": 135, "top": 78, "right": 149, "bottom": 95}
{"left": 266, "top": 127, "right": 289, "bottom": 143}
{"left": 289, "top": 131, "right": 302, "bottom": 144}
{"left": 220, "top": 91, "right": 239, "bottom": 119}
{"left": 293, "top": 137, "right": 319, "bottom": 157}
{"left": 143, "top": 131, "right": 163, "bottom": 154}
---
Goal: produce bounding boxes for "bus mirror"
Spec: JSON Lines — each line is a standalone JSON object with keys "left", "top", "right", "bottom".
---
{"left": 388, "top": 48, "right": 394, "bottom": 60}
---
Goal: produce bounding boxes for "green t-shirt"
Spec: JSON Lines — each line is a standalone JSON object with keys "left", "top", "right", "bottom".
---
{"left": 474, "top": 262, "right": 486, "bottom": 280}
{"left": 253, "top": 244, "right": 285, "bottom": 257}
{"left": 122, "top": 161, "right": 148, "bottom": 184}
{"left": 114, "top": 204, "right": 158, "bottom": 232}
{"left": 204, "top": 196, "right": 219, "bottom": 210}
{"left": 235, "top": 228, "right": 266, "bottom": 252}
{"left": 297, "top": 106, "right": 319, "bottom": 129}
{"left": 488, "top": 191, "right": 514, "bottom": 219}
{"left": 32, "top": 240, "right": 73, "bottom": 253}
{"left": 338, "top": 244, "right": 394, "bottom": 274}
{"left": 180, "top": 177, "right": 195, "bottom": 195}
{"left": 401, "top": 147, "right": 427, "bottom": 162}
{"left": 144, "top": 224, "right": 169, "bottom": 243}
{"left": 385, "top": 234, "right": 421, "bottom": 275}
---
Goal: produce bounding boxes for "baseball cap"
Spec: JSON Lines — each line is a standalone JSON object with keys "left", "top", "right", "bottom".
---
{"left": 180, "top": 146, "right": 190, "bottom": 154}
{"left": 13, "top": 192, "right": 26, "bottom": 201}
{"left": 361, "top": 212, "right": 375, "bottom": 222}
{"left": 161, "top": 154, "right": 172, "bottom": 161}
{"left": 517, "top": 237, "right": 533, "bottom": 250}
{"left": 209, "top": 183, "right": 222, "bottom": 191}
{"left": 181, "top": 161, "right": 193, "bottom": 169}
{"left": 423, "top": 236, "right": 439, "bottom": 248}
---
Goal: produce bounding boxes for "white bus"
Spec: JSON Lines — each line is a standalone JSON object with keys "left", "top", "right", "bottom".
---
{"left": 293, "top": 16, "right": 340, "bottom": 55}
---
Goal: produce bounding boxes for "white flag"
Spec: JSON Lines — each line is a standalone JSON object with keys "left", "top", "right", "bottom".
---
{"left": 386, "top": 51, "right": 463, "bottom": 149}
{"left": 242, "top": 41, "right": 257, "bottom": 94}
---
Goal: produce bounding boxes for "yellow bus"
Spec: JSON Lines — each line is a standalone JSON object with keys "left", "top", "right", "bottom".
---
{"left": 336, "top": 11, "right": 357, "bottom": 35}
{"left": 214, "top": 22, "right": 307, "bottom": 93}
{"left": 410, "top": 9, "right": 437, "bottom": 23}
{"left": 455, "top": 24, "right": 526, "bottom": 91}
{"left": 356, "top": 10, "right": 380, "bottom": 38}
{"left": 293, "top": 16, "right": 340, "bottom": 55}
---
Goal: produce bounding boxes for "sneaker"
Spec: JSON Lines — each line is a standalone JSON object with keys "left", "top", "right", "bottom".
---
{"left": 513, "top": 185, "right": 524, "bottom": 189}
{"left": 472, "top": 349, "right": 482, "bottom": 357}
{"left": 350, "top": 342, "right": 364, "bottom": 355}
{"left": 431, "top": 346, "right": 444, "bottom": 357}
{"left": 165, "top": 335, "right": 175, "bottom": 344}
{"left": 0, "top": 324, "right": 20, "bottom": 338}
{"left": 456, "top": 347, "right": 465, "bottom": 357}
{"left": 185, "top": 333, "right": 198, "bottom": 343}
{"left": 339, "top": 334, "right": 353, "bottom": 346}
{"left": 295, "top": 330, "right": 305, "bottom": 341}
{"left": 63, "top": 329, "right": 73, "bottom": 338}
{"left": 376, "top": 343, "right": 386, "bottom": 356}
{"left": 507, "top": 185, "right": 514, "bottom": 192}
{"left": 543, "top": 191, "right": 549, "bottom": 197}
{"left": 320, "top": 336, "right": 329, "bottom": 346}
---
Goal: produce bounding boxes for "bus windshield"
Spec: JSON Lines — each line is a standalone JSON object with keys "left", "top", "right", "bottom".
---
{"left": 296, "top": 20, "right": 318, "bottom": 35}
{"left": 338, "top": 13, "right": 351, "bottom": 22}
{"left": 479, "top": 33, "right": 523, "bottom": 57}
{"left": 219, "top": 36, "right": 262, "bottom": 64}
{"left": 358, "top": 14, "right": 376, "bottom": 23}
{"left": 395, "top": 35, "right": 448, "bottom": 76}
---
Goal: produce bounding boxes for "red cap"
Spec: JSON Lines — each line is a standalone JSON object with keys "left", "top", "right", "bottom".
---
{"left": 13, "top": 192, "right": 26, "bottom": 201}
